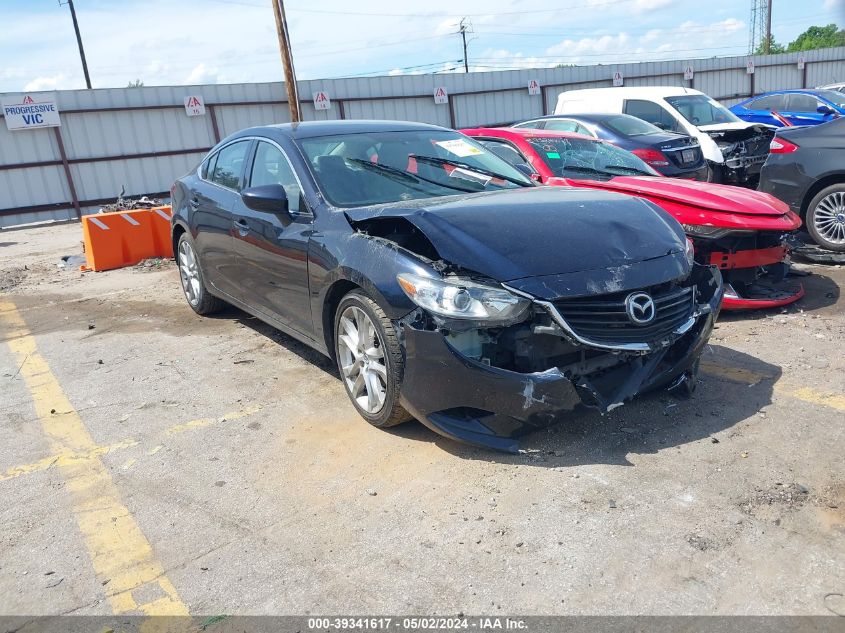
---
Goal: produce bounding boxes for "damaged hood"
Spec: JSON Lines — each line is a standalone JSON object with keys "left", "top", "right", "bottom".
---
{"left": 565, "top": 176, "right": 791, "bottom": 217}
{"left": 344, "top": 187, "right": 687, "bottom": 283}
{"left": 698, "top": 121, "right": 774, "bottom": 133}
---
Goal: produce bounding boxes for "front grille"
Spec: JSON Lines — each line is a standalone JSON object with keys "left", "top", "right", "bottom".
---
{"left": 551, "top": 283, "right": 695, "bottom": 345}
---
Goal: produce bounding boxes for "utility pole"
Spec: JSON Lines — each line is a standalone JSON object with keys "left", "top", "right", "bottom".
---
{"left": 459, "top": 18, "right": 469, "bottom": 73}
{"left": 64, "top": 0, "right": 92, "bottom": 89}
{"left": 764, "top": 0, "right": 773, "bottom": 55}
{"left": 272, "top": 0, "right": 300, "bottom": 122}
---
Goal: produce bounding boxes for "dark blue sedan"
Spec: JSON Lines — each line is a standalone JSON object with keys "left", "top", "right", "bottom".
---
{"left": 730, "top": 89, "right": 845, "bottom": 127}
{"left": 511, "top": 113, "right": 707, "bottom": 180}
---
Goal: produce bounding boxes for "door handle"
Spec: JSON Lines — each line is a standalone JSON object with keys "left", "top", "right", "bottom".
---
{"left": 233, "top": 219, "right": 250, "bottom": 234}
{"left": 189, "top": 198, "right": 200, "bottom": 209}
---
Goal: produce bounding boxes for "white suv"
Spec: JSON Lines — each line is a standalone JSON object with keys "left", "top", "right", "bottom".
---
{"left": 554, "top": 86, "right": 774, "bottom": 185}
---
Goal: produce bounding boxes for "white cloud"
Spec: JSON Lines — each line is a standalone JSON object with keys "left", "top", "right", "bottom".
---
{"left": 824, "top": 0, "right": 843, "bottom": 8}
{"left": 546, "top": 33, "right": 632, "bottom": 57}
{"left": 23, "top": 74, "right": 67, "bottom": 92}
{"left": 185, "top": 63, "right": 218, "bottom": 84}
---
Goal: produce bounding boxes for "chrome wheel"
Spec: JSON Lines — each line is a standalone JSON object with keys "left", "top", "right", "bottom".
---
{"left": 813, "top": 191, "right": 845, "bottom": 246}
{"left": 337, "top": 305, "right": 387, "bottom": 414}
{"left": 178, "top": 240, "right": 201, "bottom": 306}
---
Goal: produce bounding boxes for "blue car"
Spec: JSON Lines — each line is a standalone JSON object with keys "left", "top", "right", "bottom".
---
{"left": 730, "top": 89, "right": 845, "bottom": 127}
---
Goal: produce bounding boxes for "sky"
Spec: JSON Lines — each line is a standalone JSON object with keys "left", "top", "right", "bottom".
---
{"left": 0, "top": 0, "right": 843, "bottom": 93}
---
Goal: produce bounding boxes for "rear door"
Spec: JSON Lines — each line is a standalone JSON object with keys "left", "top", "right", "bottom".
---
{"left": 231, "top": 139, "right": 314, "bottom": 337}
{"left": 191, "top": 139, "right": 252, "bottom": 297}
{"left": 623, "top": 99, "right": 683, "bottom": 133}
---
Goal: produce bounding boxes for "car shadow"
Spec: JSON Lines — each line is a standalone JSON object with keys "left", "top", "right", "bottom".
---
{"left": 206, "top": 305, "right": 339, "bottom": 378}
{"left": 0, "top": 242, "right": 19, "bottom": 248}
{"left": 206, "top": 303, "right": 781, "bottom": 467}
{"left": 388, "top": 344, "right": 782, "bottom": 467}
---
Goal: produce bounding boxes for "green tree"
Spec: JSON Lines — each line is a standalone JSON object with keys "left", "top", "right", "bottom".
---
{"left": 786, "top": 24, "right": 845, "bottom": 52}
{"left": 127, "top": 79, "right": 144, "bottom": 88}
{"left": 754, "top": 35, "right": 786, "bottom": 55}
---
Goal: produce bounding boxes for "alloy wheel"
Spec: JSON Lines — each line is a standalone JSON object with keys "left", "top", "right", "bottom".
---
{"left": 813, "top": 191, "right": 845, "bottom": 246}
{"left": 337, "top": 305, "right": 387, "bottom": 414}
{"left": 178, "top": 240, "right": 201, "bottom": 306}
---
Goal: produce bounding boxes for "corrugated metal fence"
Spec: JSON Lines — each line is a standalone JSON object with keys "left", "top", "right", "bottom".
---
{"left": 1, "top": 47, "right": 843, "bottom": 227}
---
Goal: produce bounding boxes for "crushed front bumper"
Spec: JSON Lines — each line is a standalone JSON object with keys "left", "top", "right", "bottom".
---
{"left": 397, "top": 267, "right": 723, "bottom": 452}
{"left": 708, "top": 244, "right": 803, "bottom": 310}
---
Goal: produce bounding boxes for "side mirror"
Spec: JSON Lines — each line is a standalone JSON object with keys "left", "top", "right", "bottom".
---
{"left": 514, "top": 162, "right": 540, "bottom": 179}
{"left": 817, "top": 104, "right": 835, "bottom": 115}
{"left": 241, "top": 184, "right": 292, "bottom": 226}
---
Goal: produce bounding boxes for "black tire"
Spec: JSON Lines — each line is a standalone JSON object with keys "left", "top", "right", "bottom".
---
{"left": 176, "top": 233, "right": 226, "bottom": 315}
{"left": 334, "top": 289, "right": 410, "bottom": 428}
{"left": 806, "top": 183, "right": 845, "bottom": 253}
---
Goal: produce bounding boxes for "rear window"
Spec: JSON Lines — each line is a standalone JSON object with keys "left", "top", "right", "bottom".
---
{"left": 603, "top": 115, "right": 665, "bottom": 137}
{"left": 623, "top": 99, "right": 682, "bottom": 133}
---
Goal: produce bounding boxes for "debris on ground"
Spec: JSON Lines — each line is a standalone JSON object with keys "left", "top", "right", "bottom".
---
{"left": 99, "top": 188, "right": 164, "bottom": 213}
{"left": 57, "top": 255, "right": 86, "bottom": 270}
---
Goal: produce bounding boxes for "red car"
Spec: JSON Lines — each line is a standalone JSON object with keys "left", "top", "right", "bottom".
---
{"left": 461, "top": 126, "right": 803, "bottom": 310}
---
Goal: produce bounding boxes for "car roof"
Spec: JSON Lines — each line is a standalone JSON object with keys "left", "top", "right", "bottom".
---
{"left": 523, "top": 113, "right": 628, "bottom": 123}
{"left": 752, "top": 89, "right": 829, "bottom": 96}
{"left": 236, "top": 119, "right": 449, "bottom": 140}
{"left": 557, "top": 86, "right": 703, "bottom": 98}
{"left": 462, "top": 126, "right": 596, "bottom": 141}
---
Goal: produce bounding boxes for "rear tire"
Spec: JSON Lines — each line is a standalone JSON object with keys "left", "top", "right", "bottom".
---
{"left": 806, "top": 184, "right": 845, "bottom": 252}
{"left": 334, "top": 290, "right": 410, "bottom": 428}
{"left": 177, "top": 233, "right": 226, "bottom": 315}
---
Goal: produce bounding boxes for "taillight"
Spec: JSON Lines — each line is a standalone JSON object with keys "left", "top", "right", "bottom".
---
{"left": 769, "top": 137, "right": 799, "bottom": 153}
{"left": 631, "top": 148, "right": 670, "bottom": 167}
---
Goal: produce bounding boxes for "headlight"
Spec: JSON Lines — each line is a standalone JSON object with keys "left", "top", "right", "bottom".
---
{"left": 684, "top": 237, "right": 695, "bottom": 267}
{"left": 396, "top": 273, "right": 530, "bottom": 322}
{"left": 681, "top": 224, "right": 755, "bottom": 239}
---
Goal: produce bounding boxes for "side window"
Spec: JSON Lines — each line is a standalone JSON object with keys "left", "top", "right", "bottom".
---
{"left": 202, "top": 153, "right": 218, "bottom": 181}
{"left": 250, "top": 141, "right": 303, "bottom": 214}
{"left": 624, "top": 99, "right": 679, "bottom": 132}
{"left": 477, "top": 140, "right": 527, "bottom": 167}
{"left": 513, "top": 120, "right": 545, "bottom": 129}
{"left": 749, "top": 94, "right": 786, "bottom": 111}
{"left": 543, "top": 119, "right": 579, "bottom": 132}
{"left": 575, "top": 123, "right": 595, "bottom": 137}
{"left": 787, "top": 93, "right": 821, "bottom": 112}
{"left": 211, "top": 141, "right": 250, "bottom": 191}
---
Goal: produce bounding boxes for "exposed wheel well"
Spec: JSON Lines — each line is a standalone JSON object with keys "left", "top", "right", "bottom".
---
{"left": 322, "top": 279, "right": 360, "bottom": 359}
{"left": 801, "top": 174, "right": 845, "bottom": 217}
{"left": 171, "top": 224, "right": 187, "bottom": 259}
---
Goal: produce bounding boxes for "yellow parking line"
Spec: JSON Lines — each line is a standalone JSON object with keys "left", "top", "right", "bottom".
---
{"left": 0, "top": 405, "right": 263, "bottom": 483}
{"left": 0, "top": 438, "right": 138, "bottom": 482}
{"left": 0, "top": 300, "right": 189, "bottom": 616}
{"left": 700, "top": 360, "right": 845, "bottom": 412}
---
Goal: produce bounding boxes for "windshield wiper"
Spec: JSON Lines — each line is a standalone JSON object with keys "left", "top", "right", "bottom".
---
{"left": 559, "top": 165, "right": 611, "bottom": 179}
{"left": 346, "top": 158, "right": 476, "bottom": 193}
{"left": 409, "top": 155, "right": 531, "bottom": 187}
{"left": 603, "top": 165, "right": 655, "bottom": 176}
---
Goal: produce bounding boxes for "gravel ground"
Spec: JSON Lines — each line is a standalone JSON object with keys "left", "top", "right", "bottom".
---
{"left": 0, "top": 223, "right": 843, "bottom": 617}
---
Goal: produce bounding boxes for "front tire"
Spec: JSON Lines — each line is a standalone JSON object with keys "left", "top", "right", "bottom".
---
{"left": 806, "top": 184, "right": 845, "bottom": 252}
{"left": 177, "top": 233, "right": 225, "bottom": 315}
{"left": 334, "top": 290, "right": 410, "bottom": 428}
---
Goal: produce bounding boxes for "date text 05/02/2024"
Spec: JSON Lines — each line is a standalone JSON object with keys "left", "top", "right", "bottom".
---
{"left": 307, "top": 617, "right": 528, "bottom": 631}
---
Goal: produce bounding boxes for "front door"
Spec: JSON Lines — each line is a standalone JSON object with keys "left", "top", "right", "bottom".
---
{"left": 232, "top": 140, "right": 314, "bottom": 337}
{"left": 193, "top": 139, "right": 253, "bottom": 297}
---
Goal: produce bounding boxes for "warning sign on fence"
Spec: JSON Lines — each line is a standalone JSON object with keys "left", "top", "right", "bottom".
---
{"left": 434, "top": 86, "right": 449, "bottom": 104}
{"left": 612, "top": 72, "right": 624, "bottom": 87}
{"left": 528, "top": 79, "right": 541, "bottom": 96}
{"left": 313, "top": 91, "right": 331, "bottom": 110}
{"left": 184, "top": 95, "right": 206, "bottom": 116}
{"left": 2, "top": 94, "right": 61, "bottom": 130}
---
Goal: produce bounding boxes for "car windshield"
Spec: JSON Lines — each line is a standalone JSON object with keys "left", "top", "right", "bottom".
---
{"left": 816, "top": 89, "right": 845, "bottom": 108}
{"left": 602, "top": 115, "right": 666, "bottom": 137}
{"left": 525, "top": 136, "right": 658, "bottom": 179}
{"left": 297, "top": 130, "right": 532, "bottom": 207}
{"left": 664, "top": 95, "right": 740, "bottom": 126}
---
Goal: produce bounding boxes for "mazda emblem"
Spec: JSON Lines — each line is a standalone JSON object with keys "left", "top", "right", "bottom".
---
{"left": 625, "top": 292, "right": 656, "bottom": 325}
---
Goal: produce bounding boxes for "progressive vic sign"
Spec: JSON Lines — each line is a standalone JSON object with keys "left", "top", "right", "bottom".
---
{"left": 2, "top": 94, "right": 61, "bottom": 130}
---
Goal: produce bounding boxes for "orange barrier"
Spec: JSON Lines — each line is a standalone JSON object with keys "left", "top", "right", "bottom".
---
{"left": 81, "top": 206, "right": 173, "bottom": 272}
